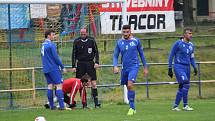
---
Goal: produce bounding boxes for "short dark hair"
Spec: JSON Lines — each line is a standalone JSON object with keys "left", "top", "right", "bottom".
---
{"left": 45, "top": 29, "right": 55, "bottom": 38}
{"left": 122, "top": 25, "right": 131, "bottom": 30}
{"left": 183, "top": 28, "right": 192, "bottom": 34}
{"left": 80, "top": 74, "right": 91, "bottom": 83}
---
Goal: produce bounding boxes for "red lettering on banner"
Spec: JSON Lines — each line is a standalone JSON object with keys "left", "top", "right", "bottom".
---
{"left": 99, "top": 0, "right": 173, "bottom": 12}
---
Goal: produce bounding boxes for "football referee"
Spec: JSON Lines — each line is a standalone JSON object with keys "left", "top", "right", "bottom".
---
{"left": 71, "top": 28, "right": 101, "bottom": 108}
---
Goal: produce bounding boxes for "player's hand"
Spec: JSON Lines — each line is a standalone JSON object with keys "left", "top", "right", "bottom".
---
{"left": 68, "top": 101, "right": 76, "bottom": 109}
{"left": 144, "top": 68, "right": 148, "bottom": 77}
{"left": 82, "top": 103, "right": 88, "bottom": 109}
{"left": 62, "top": 68, "right": 67, "bottom": 74}
{"left": 113, "top": 67, "right": 119, "bottom": 74}
{"left": 94, "top": 63, "right": 100, "bottom": 69}
{"left": 168, "top": 68, "right": 173, "bottom": 78}
{"left": 194, "top": 68, "right": 198, "bottom": 76}
{"left": 86, "top": 81, "right": 92, "bottom": 88}
{"left": 71, "top": 68, "right": 76, "bottom": 73}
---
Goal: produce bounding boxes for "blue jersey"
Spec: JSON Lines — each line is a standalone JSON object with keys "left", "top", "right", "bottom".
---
{"left": 168, "top": 39, "right": 196, "bottom": 69}
{"left": 113, "top": 37, "right": 147, "bottom": 69}
{"left": 41, "top": 39, "right": 64, "bottom": 73}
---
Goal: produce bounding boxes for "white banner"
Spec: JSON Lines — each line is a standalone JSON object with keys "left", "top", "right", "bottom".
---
{"left": 30, "top": 4, "right": 47, "bottom": 18}
{"left": 100, "top": 11, "right": 175, "bottom": 34}
{"left": 99, "top": 0, "right": 175, "bottom": 34}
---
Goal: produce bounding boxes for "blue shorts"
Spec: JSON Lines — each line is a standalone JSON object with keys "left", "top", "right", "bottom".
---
{"left": 44, "top": 70, "right": 63, "bottom": 85}
{"left": 120, "top": 67, "right": 139, "bottom": 85}
{"left": 174, "top": 64, "right": 190, "bottom": 84}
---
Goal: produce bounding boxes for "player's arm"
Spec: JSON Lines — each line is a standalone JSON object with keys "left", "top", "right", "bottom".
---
{"left": 190, "top": 46, "right": 197, "bottom": 75}
{"left": 137, "top": 39, "right": 148, "bottom": 76}
{"left": 72, "top": 39, "right": 77, "bottom": 68}
{"left": 168, "top": 41, "right": 179, "bottom": 78}
{"left": 168, "top": 41, "right": 178, "bottom": 68}
{"left": 92, "top": 38, "right": 99, "bottom": 65}
{"left": 51, "top": 43, "right": 64, "bottom": 69}
{"left": 80, "top": 87, "right": 87, "bottom": 108}
{"left": 137, "top": 39, "right": 147, "bottom": 67}
{"left": 113, "top": 41, "right": 120, "bottom": 73}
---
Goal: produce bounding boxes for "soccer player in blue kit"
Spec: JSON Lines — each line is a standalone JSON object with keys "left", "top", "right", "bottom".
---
{"left": 41, "top": 29, "right": 67, "bottom": 110}
{"left": 113, "top": 25, "right": 148, "bottom": 115}
{"left": 168, "top": 28, "right": 197, "bottom": 111}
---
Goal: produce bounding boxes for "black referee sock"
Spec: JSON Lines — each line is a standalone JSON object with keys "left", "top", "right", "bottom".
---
{"left": 92, "top": 88, "right": 99, "bottom": 106}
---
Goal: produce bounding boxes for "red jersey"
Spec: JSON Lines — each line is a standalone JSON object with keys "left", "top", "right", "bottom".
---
{"left": 62, "top": 78, "right": 86, "bottom": 105}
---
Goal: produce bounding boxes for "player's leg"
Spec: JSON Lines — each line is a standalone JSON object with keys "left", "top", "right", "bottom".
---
{"left": 76, "top": 62, "right": 86, "bottom": 78}
{"left": 120, "top": 69, "right": 128, "bottom": 85}
{"left": 172, "top": 83, "right": 183, "bottom": 111}
{"left": 44, "top": 88, "right": 58, "bottom": 109}
{"left": 182, "top": 66, "right": 193, "bottom": 111}
{"left": 127, "top": 68, "right": 138, "bottom": 115}
{"left": 81, "top": 87, "right": 87, "bottom": 108}
{"left": 182, "top": 81, "right": 190, "bottom": 107}
{"left": 50, "top": 70, "right": 65, "bottom": 109}
{"left": 172, "top": 64, "right": 185, "bottom": 110}
{"left": 127, "top": 81, "right": 135, "bottom": 109}
{"left": 87, "top": 61, "right": 100, "bottom": 108}
{"left": 44, "top": 73, "right": 55, "bottom": 109}
{"left": 91, "top": 80, "right": 100, "bottom": 107}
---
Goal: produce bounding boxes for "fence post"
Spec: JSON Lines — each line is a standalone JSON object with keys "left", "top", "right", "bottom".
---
{"left": 104, "top": 40, "right": 107, "bottom": 52}
{"left": 148, "top": 39, "right": 151, "bottom": 49}
{"left": 197, "top": 63, "right": 202, "bottom": 98}
{"left": 123, "top": 85, "right": 129, "bottom": 104}
{"left": 146, "top": 76, "right": 149, "bottom": 98}
{"left": 32, "top": 68, "right": 36, "bottom": 105}
{"left": 8, "top": 4, "right": 14, "bottom": 108}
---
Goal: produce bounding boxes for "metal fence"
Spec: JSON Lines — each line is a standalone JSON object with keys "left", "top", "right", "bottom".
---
{"left": 0, "top": 61, "right": 215, "bottom": 109}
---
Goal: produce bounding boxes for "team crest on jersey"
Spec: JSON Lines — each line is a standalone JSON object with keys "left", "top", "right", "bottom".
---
{"left": 88, "top": 48, "right": 92, "bottom": 53}
{"left": 129, "top": 41, "right": 136, "bottom": 46}
{"left": 189, "top": 46, "right": 193, "bottom": 51}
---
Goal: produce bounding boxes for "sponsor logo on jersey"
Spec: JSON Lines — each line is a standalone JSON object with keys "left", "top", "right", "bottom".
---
{"left": 189, "top": 46, "right": 193, "bottom": 51}
{"left": 130, "top": 41, "right": 136, "bottom": 46}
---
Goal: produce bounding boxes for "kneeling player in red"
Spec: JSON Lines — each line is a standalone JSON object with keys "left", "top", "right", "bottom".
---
{"left": 44, "top": 74, "right": 91, "bottom": 109}
{"left": 63, "top": 74, "right": 91, "bottom": 109}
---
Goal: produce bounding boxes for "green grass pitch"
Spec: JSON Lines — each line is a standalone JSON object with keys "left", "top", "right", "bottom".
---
{"left": 0, "top": 99, "right": 214, "bottom": 121}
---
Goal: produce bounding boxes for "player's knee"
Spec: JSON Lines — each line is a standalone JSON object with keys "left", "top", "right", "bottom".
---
{"left": 183, "top": 83, "right": 190, "bottom": 90}
{"left": 48, "top": 84, "right": 53, "bottom": 89}
{"left": 178, "top": 83, "right": 183, "bottom": 89}
{"left": 55, "top": 84, "right": 62, "bottom": 90}
{"left": 91, "top": 80, "right": 97, "bottom": 88}
{"left": 127, "top": 81, "right": 134, "bottom": 90}
{"left": 184, "top": 81, "right": 189, "bottom": 85}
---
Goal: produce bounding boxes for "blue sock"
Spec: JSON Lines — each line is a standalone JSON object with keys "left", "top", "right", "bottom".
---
{"left": 56, "top": 89, "right": 65, "bottom": 109}
{"left": 128, "top": 90, "right": 135, "bottom": 110}
{"left": 174, "top": 88, "right": 182, "bottom": 108}
{"left": 47, "top": 89, "right": 54, "bottom": 109}
{"left": 182, "top": 84, "right": 190, "bottom": 107}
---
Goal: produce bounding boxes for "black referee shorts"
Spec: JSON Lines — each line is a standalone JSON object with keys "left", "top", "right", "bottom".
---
{"left": 76, "top": 61, "right": 97, "bottom": 81}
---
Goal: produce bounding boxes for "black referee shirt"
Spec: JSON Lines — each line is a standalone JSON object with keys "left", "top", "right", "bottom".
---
{"left": 72, "top": 36, "right": 99, "bottom": 68}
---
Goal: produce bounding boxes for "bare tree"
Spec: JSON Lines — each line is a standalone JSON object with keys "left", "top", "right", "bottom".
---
{"left": 183, "top": 0, "right": 194, "bottom": 25}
